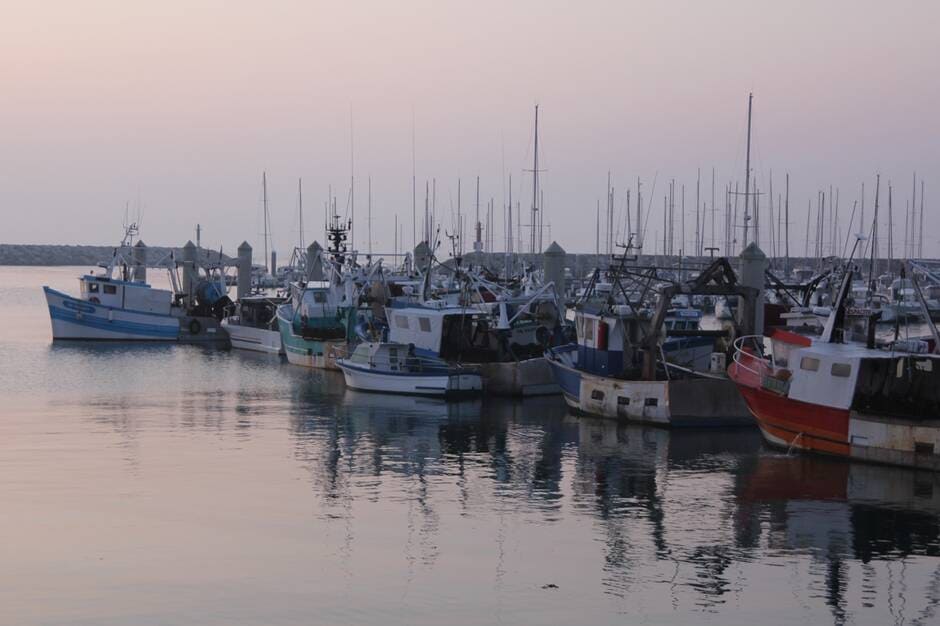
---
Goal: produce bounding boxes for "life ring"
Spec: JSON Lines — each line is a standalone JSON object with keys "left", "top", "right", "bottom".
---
{"left": 188, "top": 319, "right": 202, "bottom": 335}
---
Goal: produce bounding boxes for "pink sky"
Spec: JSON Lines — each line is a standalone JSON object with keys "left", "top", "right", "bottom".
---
{"left": 1, "top": 0, "right": 937, "bottom": 258}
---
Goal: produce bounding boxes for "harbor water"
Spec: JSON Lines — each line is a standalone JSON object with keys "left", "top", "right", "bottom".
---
{"left": 2, "top": 266, "right": 940, "bottom": 625}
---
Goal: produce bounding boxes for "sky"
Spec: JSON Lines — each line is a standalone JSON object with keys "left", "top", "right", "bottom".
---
{"left": 1, "top": 0, "right": 938, "bottom": 261}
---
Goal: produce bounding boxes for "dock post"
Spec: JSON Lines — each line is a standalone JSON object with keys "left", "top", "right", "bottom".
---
{"left": 133, "top": 240, "right": 147, "bottom": 283}
{"left": 306, "top": 241, "right": 324, "bottom": 281}
{"left": 181, "top": 240, "right": 197, "bottom": 305}
{"left": 738, "top": 242, "right": 768, "bottom": 336}
{"left": 237, "top": 241, "right": 252, "bottom": 300}
{"left": 544, "top": 241, "right": 566, "bottom": 303}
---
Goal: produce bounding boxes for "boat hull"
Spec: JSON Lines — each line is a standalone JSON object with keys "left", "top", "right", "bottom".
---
{"left": 729, "top": 343, "right": 940, "bottom": 471}
{"left": 577, "top": 373, "right": 753, "bottom": 427}
{"left": 277, "top": 307, "right": 344, "bottom": 369}
{"left": 221, "top": 318, "right": 284, "bottom": 355}
{"left": 337, "top": 362, "right": 482, "bottom": 397}
{"left": 44, "top": 286, "right": 180, "bottom": 341}
{"left": 545, "top": 347, "right": 583, "bottom": 409}
{"left": 733, "top": 379, "right": 940, "bottom": 471}
{"left": 476, "top": 357, "right": 559, "bottom": 396}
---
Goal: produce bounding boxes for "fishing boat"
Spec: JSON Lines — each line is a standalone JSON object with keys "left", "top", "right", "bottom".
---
{"left": 547, "top": 306, "right": 747, "bottom": 426}
{"left": 221, "top": 295, "right": 285, "bottom": 354}
{"left": 277, "top": 280, "right": 352, "bottom": 369}
{"left": 385, "top": 294, "right": 563, "bottom": 396}
{"left": 336, "top": 342, "right": 482, "bottom": 397}
{"left": 43, "top": 224, "right": 229, "bottom": 342}
{"left": 546, "top": 256, "right": 758, "bottom": 427}
{"left": 277, "top": 212, "right": 361, "bottom": 368}
{"left": 729, "top": 268, "right": 940, "bottom": 470}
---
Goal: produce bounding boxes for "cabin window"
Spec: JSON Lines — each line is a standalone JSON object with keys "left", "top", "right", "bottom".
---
{"left": 312, "top": 292, "right": 327, "bottom": 303}
{"left": 831, "top": 362, "right": 852, "bottom": 378}
{"left": 800, "top": 356, "right": 820, "bottom": 372}
{"left": 103, "top": 284, "right": 117, "bottom": 295}
{"left": 644, "top": 398, "right": 658, "bottom": 407}
{"left": 915, "top": 442, "right": 935, "bottom": 456}
{"left": 351, "top": 346, "right": 370, "bottom": 364}
{"left": 583, "top": 318, "right": 595, "bottom": 344}
{"left": 88, "top": 283, "right": 99, "bottom": 293}
{"left": 418, "top": 317, "right": 431, "bottom": 332}
{"left": 617, "top": 396, "right": 630, "bottom": 406}
{"left": 395, "top": 315, "right": 410, "bottom": 330}
{"left": 590, "top": 389, "right": 605, "bottom": 401}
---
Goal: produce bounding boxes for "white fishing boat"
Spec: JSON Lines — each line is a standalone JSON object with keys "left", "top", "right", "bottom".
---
{"left": 42, "top": 223, "right": 228, "bottom": 342}
{"left": 336, "top": 342, "right": 482, "bottom": 397}
{"left": 221, "top": 295, "right": 285, "bottom": 354}
{"left": 44, "top": 276, "right": 181, "bottom": 340}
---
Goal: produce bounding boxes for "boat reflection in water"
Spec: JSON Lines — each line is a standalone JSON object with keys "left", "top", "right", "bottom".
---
{"left": 273, "top": 377, "right": 940, "bottom": 623}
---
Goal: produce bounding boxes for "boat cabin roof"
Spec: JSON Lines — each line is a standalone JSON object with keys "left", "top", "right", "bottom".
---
{"left": 82, "top": 274, "right": 151, "bottom": 288}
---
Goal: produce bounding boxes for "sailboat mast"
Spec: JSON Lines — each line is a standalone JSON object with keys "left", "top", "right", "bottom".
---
{"left": 785, "top": 173, "right": 790, "bottom": 274}
{"left": 531, "top": 104, "right": 540, "bottom": 254}
{"left": 743, "top": 93, "right": 753, "bottom": 247}
{"left": 887, "top": 181, "right": 893, "bottom": 268}
{"left": 262, "top": 171, "right": 269, "bottom": 274}
{"left": 349, "top": 108, "right": 355, "bottom": 252}
{"left": 298, "top": 177, "right": 304, "bottom": 251}
{"left": 636, "top": 177, "right": 643, "bottom": 251}
{"left": 693, "top": 168, "right": 702, "bottom": 256}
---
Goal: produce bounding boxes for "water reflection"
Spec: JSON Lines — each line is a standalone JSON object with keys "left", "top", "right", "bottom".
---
{"left": 280, "top": 389, "right": 940, "bottom": 621}
{"left": 6, "top": 262, "right": 940, "bottom": 624}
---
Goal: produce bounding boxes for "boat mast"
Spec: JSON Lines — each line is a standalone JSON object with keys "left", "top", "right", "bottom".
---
{"left": 349, "top": 107, "right": 355, "bottom": 252}
{"left": 785, "top": 173, "right": 790, "bottom": 274}
{"left": 887, "top": 181, "right": 893, "bottom": 270}
{"left": 920, "top": 179, "right": 925, "bottom": 258}
{"left": 869, "top": 175, "right": 880, "bottom": 285}
{"left": 262, "top": 171, "right": 269, "bottom": 274}
{"left": 693, "top": 168, "right": 702, "bottom": 256}
{"left": 298, "top": 178, "right": 304, "bottom": 252}
{"left": 636, "top": 177, "right": 643, "bottom": 252}
{"left": 743, "top": 93, "right": 753, "bottom": 249}
{"left": 530, "top": 104, "right": 540, "bottom": 255}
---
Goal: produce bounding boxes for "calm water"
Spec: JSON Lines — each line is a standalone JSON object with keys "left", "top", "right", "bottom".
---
{"left": 2, "top": 266, "right": 940, "bottom": 625}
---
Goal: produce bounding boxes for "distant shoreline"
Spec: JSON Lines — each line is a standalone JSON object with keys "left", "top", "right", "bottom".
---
{"left": 0, "top": 244, "right": 231, "bottom": 266}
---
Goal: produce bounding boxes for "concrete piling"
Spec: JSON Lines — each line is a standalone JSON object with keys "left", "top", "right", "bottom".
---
{"left": 738, "top": 243, "right": 768, "bottom": 336}
{"left": 543, "top": 241, "right": 566, "bottom": 299}
{"left": 306, "top": 241, "right": 324, "bottom": 281}
{"left": 237, "top": 241, "right": 252, "bottom": 300}
{"left": 133, "top": 240, "right": 147, "bottom": 283}
{"left": 181, "top": 240, "right": 197, "bottom": 303}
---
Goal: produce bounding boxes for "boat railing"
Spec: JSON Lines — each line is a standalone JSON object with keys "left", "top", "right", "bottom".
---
{"left": 732, "top": 334, "right": 794, "bottom": 394}
{"left": 731, "top": 335, "right": 775, "bottom": 376}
